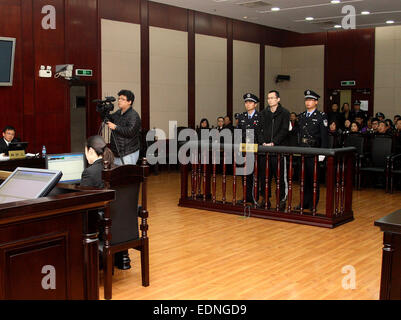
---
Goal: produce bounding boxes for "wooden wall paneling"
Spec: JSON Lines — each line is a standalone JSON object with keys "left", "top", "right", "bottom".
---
{"left": 194, "top": 11, "right": 227, "bottom": 39}
{"left": 32, "top": 0, "right": 67, "bottom": 153}
{"left": 232, "top": 20, "right": 264, "bottom": 44}
{"left": 66, "top": 0, "right": 99, "bottom": 138}
{"left": 148, "top": 1, "right": 187, "bottom": 32}
{"left": 98, "top": 0, "right": 140, "bottom": 24}
{"left": 21, "top": 0, "right": 35, "bottom": 143}
{"left": 325, "top": 29, "right": 375, "bottom": 115}
{"left": 0, "top": 0, "right": 23, "bottom": 136}
{"left": 227, "top": 19, "right": 233, "bottom": 120}
{"left": 141, "top": 0, "right": 150, "bottom": 131}
{"left": 188, "top": 10, "right": 195, "bottom": 129}
{"left": 259, "top": 44, "right": 265, "bottom": 111}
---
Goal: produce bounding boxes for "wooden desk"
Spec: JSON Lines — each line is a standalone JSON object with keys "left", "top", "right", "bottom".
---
{"left": 374, "top": 210, "right": 401, "bottom": 300}
{"left": 0, "top": 181, "right": 115, "bottom": 300}
{"left": 0, "top": 157, "right": 45, "bottom": 172}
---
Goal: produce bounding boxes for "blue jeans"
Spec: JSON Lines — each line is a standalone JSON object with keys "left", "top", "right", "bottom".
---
{"left": 114, "top": 150, "right": 140, "bottom": 166}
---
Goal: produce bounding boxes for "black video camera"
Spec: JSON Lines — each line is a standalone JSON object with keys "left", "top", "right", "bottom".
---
{"left": 94, "top": 96, "right": 116, "bottom": 121}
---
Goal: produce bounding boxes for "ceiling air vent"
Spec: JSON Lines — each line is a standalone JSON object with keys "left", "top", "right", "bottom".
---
{"left": 310, "top": 20, "right": 338, "bottom": 27}
{"left": 237, "top": 1, "right": 272, "bottom": 9}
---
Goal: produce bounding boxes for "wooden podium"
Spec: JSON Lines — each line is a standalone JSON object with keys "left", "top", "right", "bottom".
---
{"left": 0, "top": 172, "right": 114, "bottom": 300}
{"left": 375, "top": 209, "right": 401, "bottom": 300}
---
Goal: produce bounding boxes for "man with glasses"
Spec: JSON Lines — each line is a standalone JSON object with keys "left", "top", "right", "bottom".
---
{"left": 105, "top": 89, "right": 141, "bottom": 165}
{"left": 258, "top": 90, "right": 290, "bottom": 210}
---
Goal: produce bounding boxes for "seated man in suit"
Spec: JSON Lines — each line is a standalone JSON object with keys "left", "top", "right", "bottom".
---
{"left": 0, "top": 126, "right": 19, "bottom": 156}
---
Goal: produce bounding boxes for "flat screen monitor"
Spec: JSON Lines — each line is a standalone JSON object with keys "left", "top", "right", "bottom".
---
{"left": 9, "top": 141, "right": 28, "bottom": 152}
{"left": 0, "top": 37, "right": 16, "bottom": 86}
{"left": 0, "top": 167, "right": 62, "bottom": 204}
{"left": 46, "top": 153, "right": 86, "bottom": 184}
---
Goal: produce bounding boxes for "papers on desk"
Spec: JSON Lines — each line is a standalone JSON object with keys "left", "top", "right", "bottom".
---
{"left": 0, "top": 155, "right": 10, "bottom": 161}
{"left": 26, "top": 153, "right": 39, "bottom": 158}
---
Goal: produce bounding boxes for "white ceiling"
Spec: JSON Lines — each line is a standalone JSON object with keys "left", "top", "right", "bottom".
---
{"left": 150, "top": 0, "right": 401, "bottom": 33}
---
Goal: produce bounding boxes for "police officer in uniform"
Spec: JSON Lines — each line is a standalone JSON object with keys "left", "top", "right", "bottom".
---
{"left": 297, "top": 90, "right": 328, "bottom": 210}
{"left": 236, "top": 93, "right": 263, "bottom": 204}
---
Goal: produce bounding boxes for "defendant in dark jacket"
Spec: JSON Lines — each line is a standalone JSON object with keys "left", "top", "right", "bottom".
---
{"left": 258, "top": 90, "right": 290, "bottom": 210}
{"left": 105, "top": 89, "right": 141, "bottom": 165}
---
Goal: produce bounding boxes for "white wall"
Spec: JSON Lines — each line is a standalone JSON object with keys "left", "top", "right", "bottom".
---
{"left": 195, "top": 34, "right": 227, "bottom": 128}
{"left": 375, "top": 25, "right": 401, "bottom": 119}
{"left": 233, "top": 40, "right": 259, "bottom": 115}
{"left": 150, "top": 27, "right": 188, "bottom": 135}
{"left": 265, "top": 45, "right": 325, "bottom": 114}
{"left": 101, "top": 19, "right": 141, "bottom": 115}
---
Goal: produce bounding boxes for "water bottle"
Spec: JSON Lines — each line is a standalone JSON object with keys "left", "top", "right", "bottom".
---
{"left": 42, "top": 145, "right": 47, "bottom": 158}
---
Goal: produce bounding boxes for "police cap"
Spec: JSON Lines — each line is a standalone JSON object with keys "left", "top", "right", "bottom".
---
{"left": 304, "top": 90, "right": 320, "bottom": 100}
{"left": 243, "top": 93, "right": 259, "bottom": 103}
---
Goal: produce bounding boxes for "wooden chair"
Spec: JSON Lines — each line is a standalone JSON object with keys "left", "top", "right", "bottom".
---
{"left": 100, "top": 159, "right": 150, "bottom": 300}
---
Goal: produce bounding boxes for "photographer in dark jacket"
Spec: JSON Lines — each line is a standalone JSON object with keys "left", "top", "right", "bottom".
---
{"left": 105, "top": 90, "right": 141, "bottom": 165}
{"left": 258, "top": 90, "right": 290, "bottom": 210}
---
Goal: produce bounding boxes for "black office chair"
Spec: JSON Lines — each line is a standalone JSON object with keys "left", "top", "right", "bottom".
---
{"left": 358, "top": 135, "right": 392, "bottom": 192}
{"left": 100, "top": 160, "right": 150, "bottom": 300}
{"left": 343, "top": 134, "right": 364, "bottom": 189}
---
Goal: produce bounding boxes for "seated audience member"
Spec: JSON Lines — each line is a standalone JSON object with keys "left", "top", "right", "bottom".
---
{"left": 216, "top": 117, "right": 224, "bottom": 131}
{"left": 376, "top": 121, "right": 392, "bottom": 136}
{"left": 341, "top": 103, "right": 352, "bottom": 127}
{"left": 366, "top": 117, "right": 374, "bottom": 134}
{"left": 328, "top": 103, "right": 344, "bottom": 128}
{"left": 394, "top": 115, "right": 401, "bottom": 124}
{"left": 371, "top": 118, "right": 380, "bottom": 133}
{"left": 80, "top": 135, "right": 115, "bottom": 189}
{"left": 328, "top": 121, "right": 342, "bottom": 148}
{"left": 350, "top": 121, "right": 361, "bottom": 134}
{"left": 355, "top": 113, "right": 368, "bottom": 133}
{"left": 197, "top": 118, "right": 210, "bottom": 139}
{"left": 0, "top": 126, "right": 19, "bottom": 156}
{"left": 223, "top": 116, "right": 234, "bottom": 132}
{"left": 344, "top": 119, "right": 351, "bottom": 133}
{"left": 385, "top": 119, "right": 394, "bottom": 134}
{"left": 234, "top": 113, "right": 240, "bottom": 127}
{"left": 287, "top": 112, "right": 299, "bottom": 146}
{"left": 376, "top": 112, "right": 385, "bottom": 122}
{"left": 394, "top": 119, "right": 401, "bottom": 153}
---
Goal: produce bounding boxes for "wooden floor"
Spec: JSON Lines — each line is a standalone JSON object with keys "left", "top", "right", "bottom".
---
{"left": 100, "top": 170, "right": 401, "bottom": 300}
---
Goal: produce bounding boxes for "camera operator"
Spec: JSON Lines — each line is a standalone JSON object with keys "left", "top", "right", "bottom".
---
{"left": 104, "top": 90, "right": 141, "bottom": 165}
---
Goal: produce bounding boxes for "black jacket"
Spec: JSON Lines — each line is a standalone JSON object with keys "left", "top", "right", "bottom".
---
{"left": 259, "top": 104, "right": 290, "bottom": 146}
{"left": 80, "top": 159, "right": 104, "bottom": 188}
{"left": 0, "top": 138, "right": 19, "bottom": 155}
{"left": 107, "top": 107, "right": 141, "bottom": 158}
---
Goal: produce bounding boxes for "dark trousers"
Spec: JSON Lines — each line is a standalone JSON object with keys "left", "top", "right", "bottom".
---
{"left": 259, "top": 155, "right": 286, "bottom": 202}
{"left": 303, "top": 156, "right": 320, "bottom": 209}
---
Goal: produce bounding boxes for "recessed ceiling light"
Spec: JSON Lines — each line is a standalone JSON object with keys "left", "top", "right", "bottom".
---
{"left": 361, "top": 11, "right": 370, "bottom": 15}
{"left": 386, "top": 20, "right": 395, "bottom": 24}
{"left": 331, "top": 0, "right": 341, "bottom": 4}
{"left": 305, "top": 17, "right": 314, "bottom": 21}
{"left": 334, "top": 25, "right": 342, "bottom": 28}
{"left": 243, "top": 16, "right": 248, "bottom": 19}
{"left": 271, "top": 7, "right": 280, "bottom": 11}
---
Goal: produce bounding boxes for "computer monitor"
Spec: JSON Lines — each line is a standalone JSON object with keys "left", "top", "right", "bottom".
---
{"left": 0, "top": 37, "right": 16, "bottom": 86}
{"left": 8, "top": 141, "right": 28, "bottom": 152}
{"left": 0, "top": 167, "right": 62, "bottom": 204}
{"left": 45, "top": 153, "right": 86, "bottom": 184}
